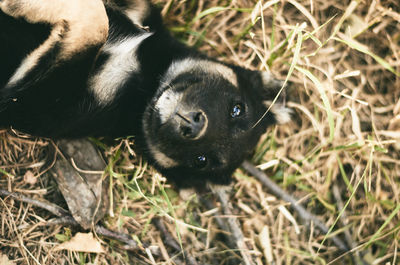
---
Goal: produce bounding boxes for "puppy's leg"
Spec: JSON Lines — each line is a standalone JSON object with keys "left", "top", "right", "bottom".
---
{"left": 1, "top": 0, "right": 109, "bottom": 87}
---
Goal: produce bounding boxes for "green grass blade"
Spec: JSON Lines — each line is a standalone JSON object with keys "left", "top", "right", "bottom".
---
{"left": 192, "top": 6, "right": 252, "bottom": 23}
{"left": 253, "top": 24, "right": 303, "bottom": 128}
{"left": 272, "top": 24, "right": 302, "bottom": 102}
{"left": 158, "top": 180, "right": 184, "bottom": 253}
{"left": 0, "top": 168, "right": 12, "bottom": 177}
{"left": 270, "top": 3, "right": 278, "bottom": 49}
{"left": 334, "top": 36, "right": 400, "bottom": 77}
{"left": 295, "top": 66, "right": 335, "bottom": 142}
{"left": 318, "top": 148, "right": 373, "bottom": 252}
{"left": 365, "top": 203, "right": 400, "bottom": 247}
{"left": 192, "top": 6, "right": 228, "bottom": 22}
{"left": 130, "top": 177, "right": 207, "bottom": 233}
{"left": 336, "top": 155, "right": 354, "bottom": 193}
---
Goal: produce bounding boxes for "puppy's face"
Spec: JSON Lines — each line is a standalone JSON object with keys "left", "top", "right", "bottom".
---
{"left": 143, "top": 58, "right": 290, "bottom": 189}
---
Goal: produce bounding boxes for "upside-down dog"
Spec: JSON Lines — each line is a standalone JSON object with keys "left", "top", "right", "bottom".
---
{"left": 0, "top": 0, "right": 291, "bottom": 188}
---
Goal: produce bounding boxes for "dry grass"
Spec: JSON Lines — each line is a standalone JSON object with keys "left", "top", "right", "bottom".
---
{"left": 1, "top": 0, "right": 400, "bottom": 264}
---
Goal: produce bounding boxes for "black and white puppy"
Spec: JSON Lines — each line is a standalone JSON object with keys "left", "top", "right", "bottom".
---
{"left": 0, "top": 0, "right": 290, "bottom": 188}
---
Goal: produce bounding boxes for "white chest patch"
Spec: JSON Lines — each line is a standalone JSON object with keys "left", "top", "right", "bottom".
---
{"left": 89, "top": 32, "right": 153, "bottom": 105}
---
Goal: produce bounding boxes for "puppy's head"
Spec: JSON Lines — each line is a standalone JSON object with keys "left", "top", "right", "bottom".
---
{"left": 143, "top": 58, "right": 290, "bottom": 189}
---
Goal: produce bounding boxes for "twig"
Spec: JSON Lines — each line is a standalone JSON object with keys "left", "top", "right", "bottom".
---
{"left": 0, "top": 189, "right": 140, "bottom": 251}
{"left": 200, "top": 197, "right": 237, "bottom": 248}
{"left": 0, "top": 189, "right": 69, "bottom": 216}
{"left": 45, "top": 216, "right": 140, "bottom": 250}
{"left": 152, "top": 217, "right": 199, "bottom": 265}
{"left": 212, "top": 187, "right": 256, "bottom": 265}
{"left": 241, "top": 160, "right": 350, "bottom": 252}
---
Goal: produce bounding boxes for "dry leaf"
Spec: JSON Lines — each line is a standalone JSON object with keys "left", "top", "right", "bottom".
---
{"left": 0, "top": 254, "right": 16, "bottom": 265}
{"left": 54, "top": 139, "right": 108, "bottom": 229}
{"left": 54, "top": 232, "right": 104, "bottom": 253}
{"left": 23, "top": 170, "right": 37, "bottom": 185}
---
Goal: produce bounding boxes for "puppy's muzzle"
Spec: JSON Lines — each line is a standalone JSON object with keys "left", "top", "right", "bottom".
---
{"left": 176, "top": 110, "right": 207, "bottom": 140}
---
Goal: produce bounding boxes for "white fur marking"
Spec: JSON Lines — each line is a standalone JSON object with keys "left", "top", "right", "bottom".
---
{"left": 7, "top": 56, "right": 39, "bottom": 86}
{"left": 161, "top": 58, "right": 238, "bottom": 87}
{"left": 6, "top": 23, "right": 66, "bottom": 87}
{"left": 272, "top": 105, "right": 292, "bottom": 124}
{"left": 155, "top": 89, "right": 183, "bottom": 124}
{"left": 264, "top": 101, "right": 292, "bottom": 124}
{"left": 90, "top": 32, "right": 153, "bottom": 104}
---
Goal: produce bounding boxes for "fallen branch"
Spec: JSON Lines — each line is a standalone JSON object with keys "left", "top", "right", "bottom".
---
{"left": 152, "top": 217, "right": 199, "bottom": 265}
{"left": 0, "top": 189, "right": 139, "bottom": 251}
{"left": 241, "top": 160, "right": 349, "bottom": 252}
{"left": 212, "top": 186, "right": 256, "bottom": 265}
{"left": 0, "top": 189, "right": 69, "bottom": 216}
{"left": 45, "top": 216, "right": 140, "bottom": 250}
{"left": 200, "top": 197, "right": 237, "bottom": 248}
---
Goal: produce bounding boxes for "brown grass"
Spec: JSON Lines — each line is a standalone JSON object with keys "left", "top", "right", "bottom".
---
{"left": 1, "top": 0, "right": 400, "bottom": 264}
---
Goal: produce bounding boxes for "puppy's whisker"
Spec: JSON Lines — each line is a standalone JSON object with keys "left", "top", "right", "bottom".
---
{"left": 252, "top": 107, "right": 272, "bottom": 129}
{"left": 176, "top": 113, "right": 190, "bottom": 124}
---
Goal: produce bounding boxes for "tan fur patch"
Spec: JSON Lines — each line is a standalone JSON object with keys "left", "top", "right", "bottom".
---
{"left": 161, "top": 58, "right": 239, "bottom": 88}
{"left": 1, "top": 0, "right": 109, "bottom": 85}
{"left": 149, "top": 146, "right": 179, "bottom": 168}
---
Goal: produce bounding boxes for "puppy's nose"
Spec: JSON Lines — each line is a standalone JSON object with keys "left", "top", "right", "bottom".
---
{"left": 178, "top": 111, "right": 207, "bottom": 139}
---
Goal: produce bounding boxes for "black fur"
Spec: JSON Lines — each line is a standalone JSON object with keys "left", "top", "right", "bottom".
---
{"left": 0, "top": 1, "right": 289, "bottom": 189}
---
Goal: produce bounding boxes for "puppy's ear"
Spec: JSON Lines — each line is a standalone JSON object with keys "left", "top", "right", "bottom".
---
{"left": 241, "top": 70, "right": 291, "bottom": 125}
{"left": 259, "top": 71, "right": 285, "bottom": 99}
{"left": 236, "top": 68, "right": 282, "bottom": 98}
{"left": 259, "top": 71, "right": 292, "bottom": 124}
{"left": 234, "top": 67, "right": 291, "bottom": 124}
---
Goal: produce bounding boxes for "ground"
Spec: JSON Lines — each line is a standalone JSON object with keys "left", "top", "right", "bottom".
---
{"left": 0, "top": 0, "right": 399, "bottom": 264}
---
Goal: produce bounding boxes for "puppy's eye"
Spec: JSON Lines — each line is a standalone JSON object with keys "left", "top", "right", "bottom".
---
{"left": 231, "top": 104, "right": 244, "bottom": 118}
{"left": 194, "top": 155, "right": 208, "bottom": 168}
